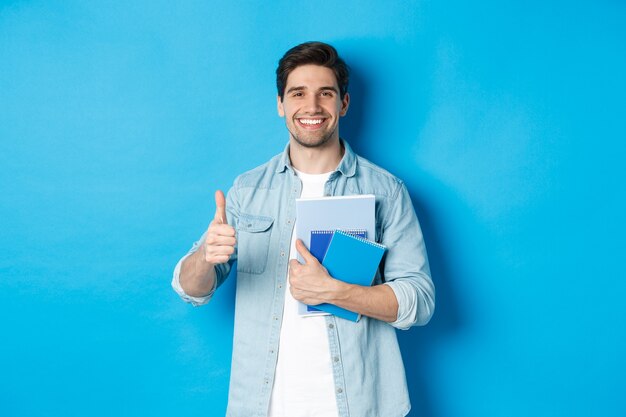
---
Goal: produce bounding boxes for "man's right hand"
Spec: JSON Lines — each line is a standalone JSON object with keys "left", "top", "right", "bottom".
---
{"left": 203, "top": 190, "right": 236, "bottom": 265}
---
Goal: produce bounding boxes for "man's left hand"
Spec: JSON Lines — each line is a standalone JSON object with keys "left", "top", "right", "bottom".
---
{"left": 289, "top": 239, "right": 344, "bottom": 305}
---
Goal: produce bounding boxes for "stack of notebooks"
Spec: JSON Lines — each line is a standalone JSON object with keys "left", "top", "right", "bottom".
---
{"left": 295, "top": 195, "right": 387, "bottom": 322}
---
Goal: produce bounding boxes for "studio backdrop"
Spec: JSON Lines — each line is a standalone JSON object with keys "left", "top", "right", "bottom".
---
{"left": 1, "top": 1, "right": 624, "bottom": 416}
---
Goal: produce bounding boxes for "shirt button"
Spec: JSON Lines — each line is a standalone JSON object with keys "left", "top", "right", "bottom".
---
{"left": 328, "top": 323, "right": 334, "bottom": 329}
{"left": 333, "top": 356, "right": 339, "bottom": 362}
{"left": 280, "top": 251, "right": 285, "bottom": 257}
{"left": 287, "top": 220, "right": 292, "bottom": 224}
{"left": 336, "top": 388, "right": 343, "bottom": 394}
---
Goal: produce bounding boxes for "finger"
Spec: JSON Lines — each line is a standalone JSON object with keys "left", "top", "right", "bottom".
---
{"left": 206, "top": 234, "right": 236, "bottom": 247}
{"left": 289, "top": 286, "right": 299, "bottom": 300}
{"left": 206, "top": 244, "right": 235, "bottom": 257}
{"left": 289, "top": 261, "right": 302, "bottom": 277}
{"left": 204, "top": 244, "right": 234, "bottom": 264}
{"left": 295, "top": 239, "right": 317, "bottom": 264}
{"left": 214, "top": 190, "right": 227, "bottom": 224}
{"left": 206, "top": 253, "right": 230, "bottom": 264}
{"left": 210, "top": 223, "right": 236, "bottom": 237}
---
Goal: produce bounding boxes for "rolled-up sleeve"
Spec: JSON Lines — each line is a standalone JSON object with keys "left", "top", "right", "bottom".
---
{"left": 381, "top": 182, "right": 435, "bottom": 330}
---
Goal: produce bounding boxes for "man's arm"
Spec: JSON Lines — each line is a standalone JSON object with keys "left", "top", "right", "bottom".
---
{"left": 289, "top": 183, "right": 434, "bottom": 328}
{"left": 178, "top": 246, "right": 218, "bottom": 297}
{"left": 289, "top": 239, "right": 399, "bottom": 323}
{"left": 377, "top": 183, "right": 435, "bottom": 328}
{"left": 327, "top": 280, "right": 399, "bottom": 323}
{"left": 177, "top": 190, "right": 236, "bottom": 298}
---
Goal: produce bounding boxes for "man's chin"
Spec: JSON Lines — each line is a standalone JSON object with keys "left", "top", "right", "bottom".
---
{"left": 291, "top": 133, "right": 336, "bottom": 149}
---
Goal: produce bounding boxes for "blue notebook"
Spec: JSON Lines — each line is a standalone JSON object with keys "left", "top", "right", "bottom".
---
{"left": 295, "top": 195, "right": 376, "bottom": 316}
{"left": 306, "top": 229, "right": 367, "bottom": 314}
{"left": 310, "top": 229, "right": 367, "bottom": 263}
{"left": 317, "top": 230, "right": 387, "bottom": 322}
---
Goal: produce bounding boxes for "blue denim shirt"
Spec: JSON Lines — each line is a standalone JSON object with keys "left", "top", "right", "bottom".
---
{"left": 172, "top": 140, "right": 435, "bottom": 417}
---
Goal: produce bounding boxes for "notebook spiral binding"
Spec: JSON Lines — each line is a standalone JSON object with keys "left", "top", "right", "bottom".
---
{"left": 311, "top": 229, "right": 366, "bottom": 235}
{"left": 334, "top": 229, "right": 387, "bottom": 251}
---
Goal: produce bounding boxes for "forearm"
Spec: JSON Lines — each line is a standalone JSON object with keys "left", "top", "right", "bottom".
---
{"left": 179, "top": 247, "right": 217, "bottom": 297}
{"left": 328, "top": 281, "right": 399, "bottom": 323}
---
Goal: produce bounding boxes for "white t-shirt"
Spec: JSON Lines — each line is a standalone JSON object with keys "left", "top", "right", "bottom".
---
{"left": 267, "top": 169, "right": 339, "bottom": 417}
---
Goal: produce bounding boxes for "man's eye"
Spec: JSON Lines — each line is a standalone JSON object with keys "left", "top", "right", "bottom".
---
{"left": 321, "top": 91, "right": 333, "bottom": 97}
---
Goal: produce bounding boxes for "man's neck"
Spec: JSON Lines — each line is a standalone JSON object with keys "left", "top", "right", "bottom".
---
{"left": 289, "top": 137, "right": 344, "bottom": 174}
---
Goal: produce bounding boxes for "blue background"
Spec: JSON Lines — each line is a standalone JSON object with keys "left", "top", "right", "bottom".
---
{"left": 1, "top": 1, "right": 625, "bottom": 416}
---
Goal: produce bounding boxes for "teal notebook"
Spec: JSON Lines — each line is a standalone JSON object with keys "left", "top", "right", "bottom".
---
{"left": 310, "top": 229, "right": 367, "bottom": 265}
{"left": 318, "top": 230, "right": 387, "bottom": 322}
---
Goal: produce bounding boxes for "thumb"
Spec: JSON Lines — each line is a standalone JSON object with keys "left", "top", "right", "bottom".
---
{"left": 214, "top": 190, "right": 227, "bottom": 224}
{"left": 295, "top": 239, "right": 316, "bottom": 264}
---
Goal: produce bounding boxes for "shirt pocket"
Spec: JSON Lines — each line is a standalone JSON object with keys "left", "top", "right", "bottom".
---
{"left": 236, "top": 213, "right": 274, "bottom": 275}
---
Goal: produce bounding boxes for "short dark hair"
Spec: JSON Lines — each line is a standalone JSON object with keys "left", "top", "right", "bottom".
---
{"left": 276, "top": 41, "right": 350, "bottom": 101}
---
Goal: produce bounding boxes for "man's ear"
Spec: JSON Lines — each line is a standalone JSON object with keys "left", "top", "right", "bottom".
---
{"left": 277, "top": 95, "right": 285, "bottom": 117}
{"left": 340, "top": 93, "right": 350, "bottom": 117}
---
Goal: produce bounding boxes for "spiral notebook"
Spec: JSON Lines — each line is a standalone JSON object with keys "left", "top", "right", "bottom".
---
{"left": 305, "top": 229, "right": 367, "bottom": 315}
{"left": 295, "top": 195, "right": 376, "bottom": 317}
{"left": 316, "top": 230, "right": 387, "bottom": 322}
{"left": 310, "top": 229, "right": 367, "bottom": 264}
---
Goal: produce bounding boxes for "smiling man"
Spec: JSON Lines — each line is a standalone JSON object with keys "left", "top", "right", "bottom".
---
{"left": 279, "top": 64, "right": 347, "bottom": 149}
{"left": 172, "top": 42, "right": 435, "bottom": 417}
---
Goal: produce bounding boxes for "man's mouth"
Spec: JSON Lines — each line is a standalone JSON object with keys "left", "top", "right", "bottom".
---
{"left": 296, "top": 117, "right": 327, "bottom": 129}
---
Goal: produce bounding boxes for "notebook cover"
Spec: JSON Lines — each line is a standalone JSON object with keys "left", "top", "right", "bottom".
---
{"left": 295, "top": 195, "right": 375, "bottom": 316}
{"left": 295, "top": 195, "right": 375, "bottom": 263}
{"left": 317, "top": 230, "right": 386, "bottom": 322}
{"left": 306, "top": 229, "right": 367, "bottom": 313}
{"left": 310, "top": 229, "right": 367, "bottom": 263}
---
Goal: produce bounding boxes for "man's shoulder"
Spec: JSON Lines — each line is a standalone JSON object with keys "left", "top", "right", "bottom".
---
{"left": 232, "top": 151, "right": 284, "bottom": 190}
{"left": 354, "top": 154, "right": 405, "bottom": 198}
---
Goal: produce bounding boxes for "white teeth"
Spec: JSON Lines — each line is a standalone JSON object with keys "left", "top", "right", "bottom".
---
{"left": 299, "top": 119, "right": 323, "bottom": 125}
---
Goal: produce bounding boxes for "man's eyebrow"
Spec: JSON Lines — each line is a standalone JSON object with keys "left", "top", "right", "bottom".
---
{"left": 285, "top": 86, "right": 339, "bottom": 94}
{"left": 286, "top": 86, "right": 306, "bottom": 94}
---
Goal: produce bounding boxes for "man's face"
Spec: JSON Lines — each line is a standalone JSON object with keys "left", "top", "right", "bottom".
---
{"left": 277, "top": 64, "right": 350, "bottom": 148}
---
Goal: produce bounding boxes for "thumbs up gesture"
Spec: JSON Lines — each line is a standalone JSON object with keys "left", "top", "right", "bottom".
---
{"left": 203, "top": 190, "right": 237, "bottom": 265}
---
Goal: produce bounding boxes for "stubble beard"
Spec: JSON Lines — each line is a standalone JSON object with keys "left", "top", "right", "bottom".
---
{"left": 288, "top": 123, "right": 338, "bottom": 149}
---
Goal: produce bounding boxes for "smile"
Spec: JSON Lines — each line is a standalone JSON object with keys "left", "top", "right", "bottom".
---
{"left": 296, "top": 118, "right": 327, "bottom": 129}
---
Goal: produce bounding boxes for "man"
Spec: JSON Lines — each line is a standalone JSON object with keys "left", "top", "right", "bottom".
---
{"left": 172, "top": 41, "right": 435, "bottom": 417}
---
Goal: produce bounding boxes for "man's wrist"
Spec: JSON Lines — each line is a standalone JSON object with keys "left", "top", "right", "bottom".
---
{"left": 180, "top": 249, "right": 217, "bottom": 297}
{"left": 325, "top": 278, "right": 352, "bottom": 305}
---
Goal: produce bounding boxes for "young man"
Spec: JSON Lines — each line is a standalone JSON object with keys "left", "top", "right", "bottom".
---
{"left": 172, "top": 42, "right": 435, "bottom": 417}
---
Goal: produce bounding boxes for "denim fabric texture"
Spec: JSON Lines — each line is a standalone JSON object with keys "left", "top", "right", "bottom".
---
{"left": 172, "top": 140, "right": 435, "bottom": 417}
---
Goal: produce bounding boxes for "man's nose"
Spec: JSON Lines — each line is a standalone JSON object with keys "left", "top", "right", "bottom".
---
{"left": 303, "top": 95, "right": 322, "bottom": 113}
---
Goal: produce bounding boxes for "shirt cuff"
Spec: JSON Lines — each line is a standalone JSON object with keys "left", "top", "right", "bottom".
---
{"left": 384, "top": 281, "right": 420, "bottom": 330}
{"left": 171, "top": 253, "right": 216, "bottom": 307}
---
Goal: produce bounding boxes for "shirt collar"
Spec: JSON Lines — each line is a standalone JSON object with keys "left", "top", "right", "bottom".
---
{"left": 276, "top": 138, "right": 357, "bottom": 178}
